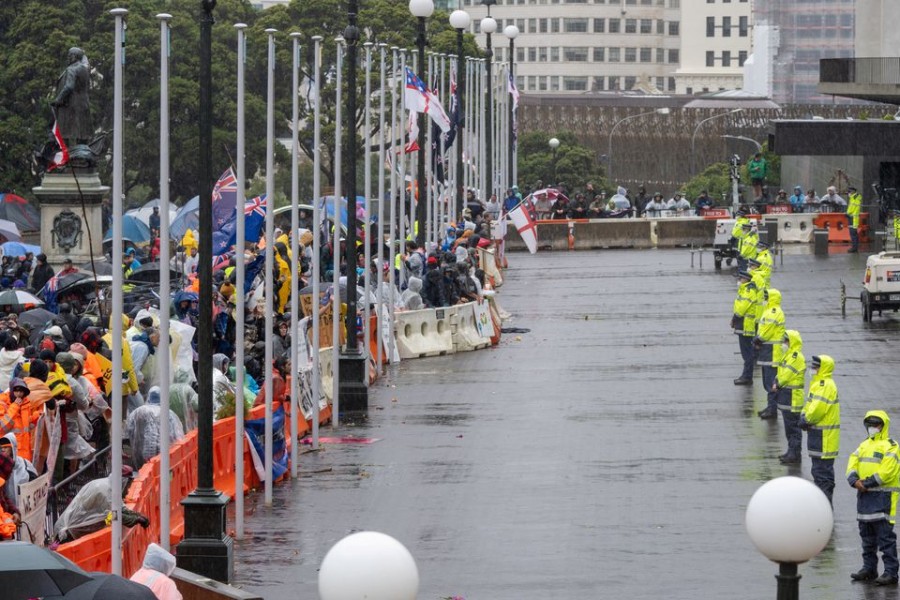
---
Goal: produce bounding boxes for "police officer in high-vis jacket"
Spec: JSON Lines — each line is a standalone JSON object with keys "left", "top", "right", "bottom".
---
{"left": 847, "top": 410, "right": 899, "bottom": 586}
{"left": 774, "top": 330, "right": 805, "bottom": 464}
{"left": 732, "top": 270, "right": 757, "bottom": 385}
{"left": 801, "top": 355, "right": 840, "bottom": 504}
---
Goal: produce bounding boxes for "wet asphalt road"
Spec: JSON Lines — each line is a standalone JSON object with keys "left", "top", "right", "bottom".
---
{"left": 231, "top": 245, "right": 900, "bottom": 599}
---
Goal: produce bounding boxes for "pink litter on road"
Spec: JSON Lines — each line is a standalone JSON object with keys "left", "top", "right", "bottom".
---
{"left": 300, "top": 437, "right": 381, "bottom": 445}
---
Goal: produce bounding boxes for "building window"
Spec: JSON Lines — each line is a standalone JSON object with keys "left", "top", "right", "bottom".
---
{"left": 667, "top": 77, "right": 675, "bottom": 91}
{"left": 624, "top": 76, "right": 636, "bottom": 90}
{"left": 527, "top": 47, "right": 535, "bottom": 61}
{"left": 539, "top": 18, "right": 548, "bottom": 33}
{"left": 669, "top": 0, "right": 679, "bottom": 6}
{"left": 722, "top": 50, "right": 731, "bottom": 67}
{"left": 539, "top": 77, "right": 548, "bottom": 91}
{"left": 539, "top": 47, "right": 548, "bottom": 61}
{"left": 625, "top": 47, "right": 637, "bottom": 62}
{"left": 686, "top": 86, "right": 693, "bottom": 94}
{"left": 668, "top": 21, "right": 679, "bottom": 35}
{"left": 640, "top": 48, "right": 651, "bottom": 62}
{"left": 722, "top": 16, "right": 731, "bottom": 37}
{"left": 738, "top": 50, "right": 747, "bottom": 66}
{"left": 656, "top": 76, "right": 664, "bottom": 90}
{"left": 593, "top": 18, "right": 605, "bottom": 33}
{"left": 625, "top": 19, "right": 637, "bottom": 34}
{"left": 706, "top": 51, "right": 714, "bottom": 67}
{"left": 550, "top": 76, "right": 560, "bottom": 91}
{"left": 739, "top": 16, "right": 748, "bottom": 37}
{"left": 706, "top": 17, "right": 714, "bottom": 37}
{"left": 593, "top": 47, "right": 605, "bottom": 61}
{"left": 608, "top": 47, "right": 621, "bottom": 62}
{"left": 657, "top": 20, "right": 664, "bottom": 34}
{"left": 564, "top": 47, "right": 589, "bottom": 61}
{"left": 564, "top": 18, "right": 589, "bottom": 33}
{"left": 593, "top": 76, "right": 604, "bottom": 91}
{"left": 640, "top": 19, "right": 652, "bottom": 34}
{"left": 551, "top": 18, "right": 560, "bottom": 33}
{"left": 668, "top": 48, "right": 679, "bottom": 63}
{"left": 608, "top": 18, "right": 620, "bottom": 33}
{"left": 550, "top": 47, "right": 559, "bottom": 61}
{"left": 563, "top": 77, "right": 588, "bottom": 91}
{"left": 656, "top": 48, "right": 664, "bottom": 63}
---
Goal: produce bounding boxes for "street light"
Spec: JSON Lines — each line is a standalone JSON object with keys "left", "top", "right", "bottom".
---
{"left": 409, "top": 0, "right": 434, "bottom": 246}
{"left": 548, "top": 136, "right": 560, "bottom": 183}
{"left": 607, "top": 107, "right": 670, "bottom": 182}
{"left": 339, "top": 0, "right": 368, "bottom": 411}
{"left": 504, "top": 24, "right": 519, "bottom": 190}
{"left": 480, "top": 2, "right": 497, "bottom": 204}
{"left": 176, "top": 0, "right": 233, "bottom": 581}
{"left": 722, "top": 134, "right": 763, "bottom": 153}
{"left": 746, "top": 476, "right": 833, "bottom": 600}
{"left": 450, "top": 9, "right": 470, "bottom": 220}
{"left": 319, "top": 531, "right": 419, "bottom": 600}
{"left": 690, "top": 108, "right": 743, "bottom": 176}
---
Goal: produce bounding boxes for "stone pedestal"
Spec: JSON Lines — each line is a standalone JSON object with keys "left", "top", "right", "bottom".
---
{"left": 32, "top": 169, "right": 107, "bottom": 271}
{"left": 338, "top": 352, "right": 369, "bottom": 412}
{"left": 176, "top": 490, "right": 234, "bottom": 583}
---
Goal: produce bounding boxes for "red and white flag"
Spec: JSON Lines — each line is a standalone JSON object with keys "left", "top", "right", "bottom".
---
{"left": 47, "top": 121, "right": 69, "bottom": 172}
{"left": 404, "top": 110, "right": 420, "bottom": 154}
{"left": 507, "top": 198, "right": 539, "bottom": 254}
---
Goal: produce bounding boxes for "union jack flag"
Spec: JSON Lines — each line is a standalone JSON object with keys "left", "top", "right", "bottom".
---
{"left": 211, "top": 168, "right": 238, "bottom": 229}
{"left": 245, "top": 194, "right": 266, "bottom": 218}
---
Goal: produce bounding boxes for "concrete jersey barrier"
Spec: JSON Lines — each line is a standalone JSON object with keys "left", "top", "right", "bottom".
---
{"left": 394, "top": 308, "right": 453, "bottom": 359}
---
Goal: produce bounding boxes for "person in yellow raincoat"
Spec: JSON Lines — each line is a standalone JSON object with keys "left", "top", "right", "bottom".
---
{"left": 102, "top": 314, "right": 140, "bottom": 405}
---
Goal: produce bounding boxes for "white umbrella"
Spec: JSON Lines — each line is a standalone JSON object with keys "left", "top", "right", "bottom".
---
{"left": 0, "top": 218, "right": 22, "bottom": 242}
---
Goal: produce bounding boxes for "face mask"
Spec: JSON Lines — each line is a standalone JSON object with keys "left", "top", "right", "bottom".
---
{"left": 781, "top": 342, "right": 790, "bottom": 352}
{"left": 868, "top": 427, "right": 881, "bottom": 439}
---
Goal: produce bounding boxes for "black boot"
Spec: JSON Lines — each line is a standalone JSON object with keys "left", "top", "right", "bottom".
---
{"left": 733, "top": 377, "right": 752, "bottom": 386}
{"left": 850, "top": 569, "right": 877, "bottom": 582}
{"left": 758, "top": 408, "right": 777, "bottom": 419}
{"left": 875, "top": 574, "right": 898, "bottom": 586}
{"left": 779, "top": 453, "right": 801, "bottom": 464}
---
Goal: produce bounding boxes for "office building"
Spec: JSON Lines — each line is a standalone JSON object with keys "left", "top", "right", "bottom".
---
{"left": 674, "top": 0, "right": 752, "bottom": 95}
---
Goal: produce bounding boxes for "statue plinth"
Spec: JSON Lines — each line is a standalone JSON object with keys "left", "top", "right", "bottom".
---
{"left": 32, "top": 168, "right": 107, "bottom": 271}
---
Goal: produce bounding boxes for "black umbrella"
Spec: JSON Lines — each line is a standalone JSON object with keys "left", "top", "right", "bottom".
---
{"left": 43, "top": 572, "right": 157, "bottom": 599}
{"left": 126, "top": 262, "right": 181, "bottom": 283}
{"left": 37, "top": 272, "right": 91, "bottom": 300}
{"left": 0, "top": 541, "right": 93, "bottom": 599}
{"left": 17, "top": 307, "right": 65, "bottom": 330}
{"left": 80, "top": 259, "right": 114, "bottom": 276}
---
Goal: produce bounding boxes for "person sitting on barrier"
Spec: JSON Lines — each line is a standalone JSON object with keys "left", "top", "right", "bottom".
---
{"left": 455, "top": 262, "right": 481, "bottom": 304}
{"left": 695, "top": 190, "right": 715, "bottom": 212}
{"left": 422, "top": 256, "right": 449, "bottom": 308}
{"left": 805, "top": 189, "right": 820, "bottom": 212}
{"left": 643, "top": 193, "right": 666, "bottom": 217}
{"left": 401, "top": 240, "right": 425, "bottom": 287}
{"left": 669, "top": 193, "right": 692, "bottom": 215}
{"left": 608, "top": 186, "right": 631, "bottom": 213}
{"left": 588, "top": 192, "right": 607, "bottom": 218}
{"left": 774, "top": 189, "right": 790, "bottom": 206}
{"left": 400, "top": 277, "right": 424, "bottom": 311}
{"left": 549, "top": 196, "right": 569, "bottom": 220}
{"left": 789, "top": 186, "right": 805, "bottom": 213}
{"left": 568, "top": 193, "right": 588, "bottom": 219}
{"left": 131, "top": 542, "right": 184, "bottom": 600}
{"left": 125, "top": 386, "right": 184, "bottom": 470}
{"left": 821, "top": 186, "right": 846, "bottom": 213}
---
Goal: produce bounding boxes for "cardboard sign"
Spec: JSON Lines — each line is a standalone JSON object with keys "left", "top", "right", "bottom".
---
{"left": 17, "top": 473, "right": 51, "bottom": 546}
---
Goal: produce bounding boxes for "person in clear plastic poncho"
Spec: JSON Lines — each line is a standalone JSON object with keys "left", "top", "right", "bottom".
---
{"left": 125, "top": 387, "right": 184, "bottom": 470}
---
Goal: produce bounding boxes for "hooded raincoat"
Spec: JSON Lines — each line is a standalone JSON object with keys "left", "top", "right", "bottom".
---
{"left": 801, "top": 355, "right": 840, "bottom": 460}
{"left": 124, "top": 387, "right": 185, "bottom": 470}
{"left": 775, "top": 329, "right": 805, "bottom": 413}
{"left": 847, "top": 410, "right": 900, "bottom": 523}
{"left": 130, "top": 543, "right": 183, "bottom": 599}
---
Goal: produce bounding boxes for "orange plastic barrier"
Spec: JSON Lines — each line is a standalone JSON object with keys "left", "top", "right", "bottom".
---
{"left": 368, "top": 312, "right": 386, "bottom": 365}
{"left": 57, "top": 397, "right": 334, "bottom": 577}
{"left": 812, "top": 212, "right": 869, "bottom": 243}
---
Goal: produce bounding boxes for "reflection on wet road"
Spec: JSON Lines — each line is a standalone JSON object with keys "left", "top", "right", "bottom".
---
{"left": 233, "top": 247, "right": 900, "bottom": 599}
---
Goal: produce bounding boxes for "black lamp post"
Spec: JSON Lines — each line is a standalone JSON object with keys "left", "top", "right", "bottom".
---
{"left": 409, "top": 0, "right": 434, "bottom": 246}
{"left": 338, "top": 0, "right": 368, "bottom": 411}
{"left": 176, "top": 0, "right": 233, "bottom": 581}
{"left": 504, "top": 24, "right": 518, "bottom": 189}
{"left": 480, "top": 2, "right": 496, "bottom": 204}
{"left": 449, "top": 9, "right": 470, "bottom": 221}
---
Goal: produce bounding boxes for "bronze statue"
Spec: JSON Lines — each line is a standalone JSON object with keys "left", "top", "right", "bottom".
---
{"left": 51, "top": 47, "right": 92, "bottom": 146}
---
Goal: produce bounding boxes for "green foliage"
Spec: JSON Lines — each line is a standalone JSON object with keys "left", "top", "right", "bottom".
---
{"left": 0, "top": 0, "right": 482, "bottom": 205}
{"left": 517, "top": 130, "right": 608, "bottom": 193}
{"left": 682, "top": 163, "right": 731, "bottom": 205}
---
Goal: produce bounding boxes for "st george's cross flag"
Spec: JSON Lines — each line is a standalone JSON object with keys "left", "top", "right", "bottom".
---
{"left": 507, "top": 198, "right": 539, "bottom": 254}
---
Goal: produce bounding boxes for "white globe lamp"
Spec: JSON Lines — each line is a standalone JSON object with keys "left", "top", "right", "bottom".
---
{"left": 318, "top": 531, "right": 420, "bottom": 600}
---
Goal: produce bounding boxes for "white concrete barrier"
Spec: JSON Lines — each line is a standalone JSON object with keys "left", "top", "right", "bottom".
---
{"left": 394, "top": 308, "right": 453, "bottom": 359}
{"left": 451, "top": 302, "right": 491, "bottom": 352}
{"left": 774, "top": 214, "right": 814, "bottom": 243}
{"left": 477, "top": 247, "right": 503, "bottom": 288}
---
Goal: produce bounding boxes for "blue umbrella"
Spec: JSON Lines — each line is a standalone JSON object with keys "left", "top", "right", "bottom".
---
{"left": 170, "top": 196, "right": 199, "bottom": 241}
{"left": 1, "top": 241, "right": 41, "bottom": 256}
{"left": 102, "top": 214, "right": 151, "bottom": 244}
{"left": 318, "top": 195, "right": 367, "bottom": 228}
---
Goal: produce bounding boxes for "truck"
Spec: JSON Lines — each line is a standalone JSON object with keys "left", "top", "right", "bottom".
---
{"left": 861, "top": 251, "right": 900, "bottom": 322}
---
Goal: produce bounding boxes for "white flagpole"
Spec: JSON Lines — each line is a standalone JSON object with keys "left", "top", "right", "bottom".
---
{"left": 363, "top": 42, "right": 373, "bottom": 369}
{"left": 332, "top": 37, "right": 343, "bottom": 428}
{"left": 233, "top": 21, "right": 247, "bottom": 539}
{"left": 289, "top": 31, "right": 302, "bottom": 479}
{"left": 439, "top": 53, "right": 447, "bottom": 238}
{"left": 399, "top": 50, "right": 408, "bottom": 252}
{"left": 263, "top": 28, "right": 277, "bottom": 507}
{"left": 156, "top": 11, "right": 172, "bottom": 551}
{"left": 479, "top": 59, "right": 486, "bottom": 204}
{"left": 376, "top": 43, "right": 387, "bottom": 370}
{"left": 109, "top": 7, "right": 127, "bottom": 576}
{"left": 388, "top": 47, "right": 399, "bottom": 364}
{"left": 311, "top": 36, "right": 323, "bottom": 450}
{"left": 426, "top": 53, "right": 433, "bottom": 248}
